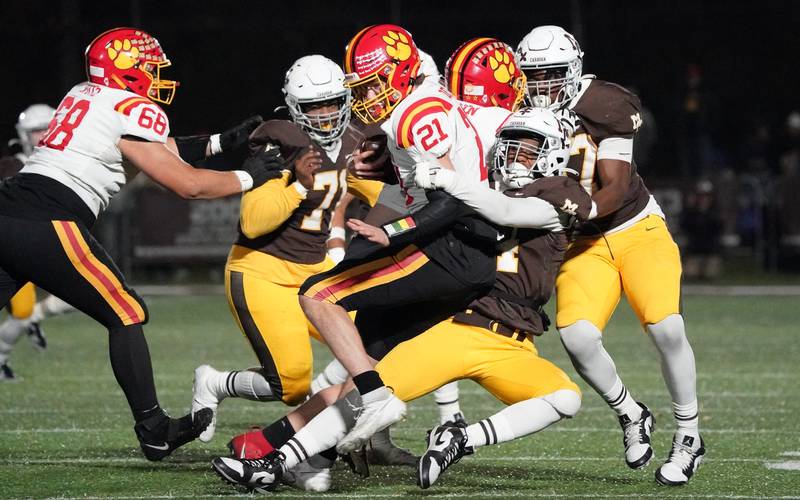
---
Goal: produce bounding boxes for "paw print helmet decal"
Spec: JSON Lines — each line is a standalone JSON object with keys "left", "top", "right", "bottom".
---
{"left": 85, "top": 27, "right": 178, "bottom": 105}
{"left": 343, "top": 24, "right": 421, "bottom": 124}
{"left": 445, "top": 38, "right": 526, "bottom": 112}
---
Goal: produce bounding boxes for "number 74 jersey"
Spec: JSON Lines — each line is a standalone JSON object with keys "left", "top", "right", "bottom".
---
{"left": 21, "top": 82, "right": 170, "bottom": 217}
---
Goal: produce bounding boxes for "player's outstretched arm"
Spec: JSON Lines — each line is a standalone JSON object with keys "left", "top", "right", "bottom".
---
{"left": 166, "top": 115, "right": 264, "bottom": 164}
{"left": 119, "top": 138, "right": 280, "bottom": 199}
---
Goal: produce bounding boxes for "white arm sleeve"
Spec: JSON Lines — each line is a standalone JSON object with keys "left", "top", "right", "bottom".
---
{"left": 597, "top": 137, "right": 633, "bottom": 161}
{"left": 437, "top": 169, "right": 563, "bottom": 230}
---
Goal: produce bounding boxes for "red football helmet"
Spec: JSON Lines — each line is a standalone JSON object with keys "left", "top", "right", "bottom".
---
{"left": 445, "top": 38, "right": 526, "bottom": 111}
{"left": 85, "top": 27, "right": 178, "bottom": 105}
{"left": 343, "top": 24, "right": 421, "bottom": 123}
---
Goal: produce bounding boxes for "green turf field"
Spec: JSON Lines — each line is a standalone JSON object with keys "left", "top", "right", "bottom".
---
{"left": 1, "top": 294, "right": 799, "bottom": 499}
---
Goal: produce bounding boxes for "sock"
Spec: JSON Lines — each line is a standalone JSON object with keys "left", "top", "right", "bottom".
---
{"left": 108, "top": 324, "right": 160, "bottom": 422}
{"left": 280, "top": 389, "right": 360, "bottom": 470}
{"left": 433, "top": 382, "right": 462, "bottom": 424}
{"left": 310, "top": 359, "right": 349, "bottom": 394}
{"left": 352, "top": 370, "right": 384, "bottom": 396}
{"left": 36, "top": 295, "right": 74, "bottom": 322}
{"left": 262, "top": 416, "right": 296, "bottom": 448}
{"left": 0, "top": 317, "right": 26, "bottom": 346}
{"left": 647, "top": 314, "right": 698, "bottom": 407}
{"left": 602, "top": 377, "right": 643, "bottom": 420}
{"left": 673, "top": 400, "right": 700, "bottom": 437}
{"left": 465, "top": 397, "right": 564, "bottom": 449}
{"left": 225, "top": 368, "right": 275, "bottom": 401}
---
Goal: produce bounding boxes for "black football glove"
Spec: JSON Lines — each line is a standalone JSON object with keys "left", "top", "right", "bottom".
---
{"left": 240, "top": 146, "right": 285, "bottom": 189}
{"left": 215, "top": 115, "right": 264, "bottom": 154}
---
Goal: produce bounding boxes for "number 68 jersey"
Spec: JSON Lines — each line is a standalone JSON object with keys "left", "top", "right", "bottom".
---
{"left": 21, "top": 82, "right": 170, "bottom": 217}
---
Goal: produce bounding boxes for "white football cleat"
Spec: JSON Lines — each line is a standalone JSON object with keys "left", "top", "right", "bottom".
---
{"left": 211, "top": 451, "right": 285, "bottom": 493}
{"left": 656, "top": 434, "right": 705, "bottom": 486}
{"left": 336, "top": 392, "right": 407, "bottom": 454}
{"left": 619, "top": 402, "right": 655, "bottom": 469}
{"left": 417, "top": 424, "right": 469, "bottom": 489}
{"left": 192, "top": 364, "right": 224, "bottom": 442}
{"left": 282, "top": 460, "right": 332, "bottom": 492}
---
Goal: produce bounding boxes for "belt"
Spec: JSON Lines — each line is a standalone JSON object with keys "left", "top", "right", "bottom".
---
{"left": 456, "top": 309, "right": 531, "bottom": 342}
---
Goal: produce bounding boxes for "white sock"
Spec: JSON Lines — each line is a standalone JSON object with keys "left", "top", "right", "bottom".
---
{"left": 464, "top": 395, "right": 573, "bottom": 449}
{"left": 224, "top": 369, "right": 275, "bottom": 401}
{"left": 310, "top": 359, "right": 349, "bottom": 394}
{"left": 280, "top": 391, "right": 360, "bottom": 470}
{"left": 648, "top": 314, "right": 698, "bottom": 407}
{"left": 673, "top": 400, "right": 700, "bottom": 437}
{"left": 361, "top": 385, "right": 391, "bottom": 405}
{"left": 559, "top": 320, "right": 641, "bottom": 418}
{"left": 433, "top": 382, "right": 462, "bottom": 424}
{"left": 0, "top": 318, "right": 26, "bottom": 346}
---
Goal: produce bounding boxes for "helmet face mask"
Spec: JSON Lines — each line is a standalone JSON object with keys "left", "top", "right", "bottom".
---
{"left": 516, "top": 26, "right": 583, "bottom": 110}
{"left": 344, "top": 25, "right": 421, "bottom": 124}
{"left": 492, "top": 108, "right": 570, "bottom": 189}
{"left": 284, "top": 55, "right": 351, "bottom": 144}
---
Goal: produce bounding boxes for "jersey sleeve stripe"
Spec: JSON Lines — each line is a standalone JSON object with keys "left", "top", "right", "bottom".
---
{"left": 396, "top": 97, "right": 453, "bottom": 148}
{"left": 448, "top": 37, "right": 493, "bottom": 100}
{"left": 52, "top": 221, "right": 145, "bottom": 325}
{"left": 114, "top": 97, "right": 152, "bottom": 116}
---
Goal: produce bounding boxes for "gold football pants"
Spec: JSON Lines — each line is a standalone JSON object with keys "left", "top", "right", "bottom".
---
{"left": 375, "top": 317, "right": 579, "bottom": 405}
{"left": 556, "top": 214, "right": 682, "bottom": 330}
{"left": 225, "top": 245, "right": 332, "bottom": 405}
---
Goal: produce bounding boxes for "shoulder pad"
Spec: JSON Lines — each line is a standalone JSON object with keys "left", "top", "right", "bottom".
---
{"left": 575, "top": 80, "right": 642, "bottom": 138}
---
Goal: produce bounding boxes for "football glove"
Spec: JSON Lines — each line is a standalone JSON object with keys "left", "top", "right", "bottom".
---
{"left": 210, "top": 115, "right": 264, "bottom": 155}
{"left": 238, "top": 147, "right": 285, "bottom": 190}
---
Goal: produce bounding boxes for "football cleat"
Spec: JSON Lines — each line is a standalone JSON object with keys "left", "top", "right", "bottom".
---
{"left": 227, "top": 427, "right": 275, "bottom": 459}
{"left": 655, "top": 434, "right": 706, "bottom": 486}
{"left": 26, "top": 322, "right": 47, "bottom": 351}
{"left": 282, "top": 460, "right": 332, "bottom": 492}
{"left": 336, "top": 393, "right": 407, "bottom": 454}
{"left": 211, "top": 450, "right": 285, "bottom": 493}
{"left": 340, "top": 446, "right": 370, "bottom": 478}
{"left": 134, "top": 408, "right": 212, "bottom": 461}
{"left": 366, "top": 427, "right": 418, "bottom": 466}
{"left": 192, "top": 364, "right": 224, "bottom": 442}
{"left": 418, "top": 425, "right": 469, "bottom": 489}
{"left": 0, "top": 362, "right": 16, "bottom": 381}
{"left": 442, "top": 411, "right": 468, "bottom": 428}
{"left": 619, "top": 402, "right": 655, "bottom": 469}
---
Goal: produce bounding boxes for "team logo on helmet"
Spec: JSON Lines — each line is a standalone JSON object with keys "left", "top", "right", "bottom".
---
{"left": 487, "top": 49, "right": 516, "bottom": 84}
{"left": 107, "top": 39, "right": 139, "bottom": 70}
{"left": 382, "top": 30, "right": 412, "bottom": 61}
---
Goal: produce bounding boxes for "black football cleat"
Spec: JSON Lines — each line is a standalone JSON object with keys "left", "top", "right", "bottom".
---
{"left": 442, "top": 411, "right": 468, "bottom": 428}
{"left": 212, "top": 450, "right": 285, "bottom": 493}
{"left": 0, "top": 362, "right": 16, "bottom": 381}
{"left": 417, "top": 425, "right": 469, "bottom": 489}
{"left": 619, "top": 402, "right": 655, "bottom": 469}
{"left": 655, "top": 434, "right": 706, "bottom": 486}
{"left": 134, "top": 408, "right": 212, "bottom": 461}
{"left": 26, "top": 322, "right": 47, "bottom": 351}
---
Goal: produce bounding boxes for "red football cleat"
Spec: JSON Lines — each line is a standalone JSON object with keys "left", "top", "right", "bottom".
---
{"left": 227, "top": 427, "right": 275, "bottom": 459}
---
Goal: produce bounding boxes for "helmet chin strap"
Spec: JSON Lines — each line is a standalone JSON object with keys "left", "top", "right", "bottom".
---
{"left": 504, "top": 162, "right": 535, "bottom": 189}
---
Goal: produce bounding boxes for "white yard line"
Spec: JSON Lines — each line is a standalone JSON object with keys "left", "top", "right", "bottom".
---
{"left": 29, "top": 493, "right": 800, "bottom": 500}
{"left": 764, "top": 461, "right": 800, "bottom": 471}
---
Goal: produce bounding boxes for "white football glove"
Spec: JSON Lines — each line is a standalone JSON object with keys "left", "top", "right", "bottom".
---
{"left": 413, "top": 160, "right": 442, "bottom": 190}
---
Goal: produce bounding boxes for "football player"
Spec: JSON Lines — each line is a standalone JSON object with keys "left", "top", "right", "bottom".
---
{"left": 189, "top": 54, "right": 382, "bottom": 444}
{"left": 210, "top": 107, "right": 592, "bottom": 493}
{"left": 0, "top": 27, "right": 282, "bottom": 460}
{"left": 519, "top": 26, "right": 705, "bottom": 485}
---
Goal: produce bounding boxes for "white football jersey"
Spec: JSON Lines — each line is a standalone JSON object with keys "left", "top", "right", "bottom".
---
{"left": 380, "top": 79, "right": 510, "bottom": 205}
{"left": 21, "top": 82, "right": 170, "bottom": 216}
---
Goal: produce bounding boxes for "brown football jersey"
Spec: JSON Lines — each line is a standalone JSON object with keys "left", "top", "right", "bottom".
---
{"left": 454, "top": 177, "right": 590, "bottom": 335}
{"left": 237, "top": 120, "right": 365, "bottom": 264}
{"left": 568, "top": 78, "right": 651, "bottom": 234}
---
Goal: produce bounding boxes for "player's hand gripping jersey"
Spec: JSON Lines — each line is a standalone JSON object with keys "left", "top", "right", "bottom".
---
{"left": 21, "top": 82, "right": 169, "bottom": 217}
{"left": 567, "top": 77, "right": 663, "bottom": 235}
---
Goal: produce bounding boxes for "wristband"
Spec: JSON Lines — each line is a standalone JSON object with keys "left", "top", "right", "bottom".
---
{"left": 328, "top": 226, "right": 346, "bottom": 241}
{"left": 292, "top": 182, "right": 309, "bottom": 198}
{"left": 327, "top": 247, "right": 345, "bottom": 264}
{"left": 589, "top": 201, "right": 598, "bottom": 220}
{"left": 209, "top": 134, "right": 223, "bottom": 155}
{"left": 382, "top": 216, "right": 416, "bottom": 238}
{"left": 233, "top": 170, "right": 253, "bottom": 191}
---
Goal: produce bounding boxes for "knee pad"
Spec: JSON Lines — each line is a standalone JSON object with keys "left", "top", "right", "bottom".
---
{"left": 543, "top": 389, "right": 582, "bottom": 418}
{"left": 558, "top": 320, "right": 603, "bottom": 360}
{"left": 647, "top": 314, "right": 687, "bottom": 353}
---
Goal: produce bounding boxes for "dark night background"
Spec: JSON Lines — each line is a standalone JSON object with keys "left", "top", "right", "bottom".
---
{"left": 1, "top": 0, "right": 798, "bottom": 179}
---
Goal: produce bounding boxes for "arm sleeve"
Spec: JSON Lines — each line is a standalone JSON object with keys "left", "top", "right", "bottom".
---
{"left": 597, "top": 137, "right": 634, "bottom": 161}
{"left": 172, "top": 135, "right": 210, "bottom": 163}
{"left": 346, "top": 171, "right": 383, "bottom": 207}
{"left": 437, "top": 169, "right": 563, "bottom": 230}
{"left": 381, "top": 189, "right": 472, "bottom": 247}
{"left": 239, "top": 171, "right": 306, "bottom": 238}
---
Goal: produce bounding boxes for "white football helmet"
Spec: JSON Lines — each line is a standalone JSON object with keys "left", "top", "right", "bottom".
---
{"left": 516, "top": 26, "right": 583, "bottom": 110}
{"left": 283, "top": 55, "right": 351, "bottom": 144}
{"left": 493, "top": 107, "right": 570, "bottom": 189}
{"left": 15, "top": 103, "right": 55, "bottom": 156}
